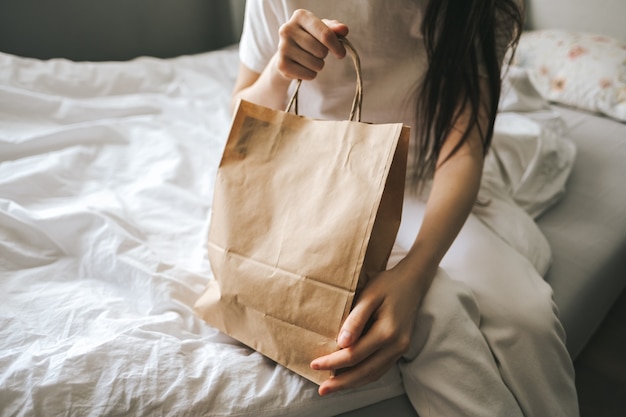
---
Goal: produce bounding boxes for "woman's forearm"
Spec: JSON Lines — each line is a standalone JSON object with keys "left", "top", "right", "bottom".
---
{"left": 396, "top": 117, "right": 486, "bottom": 293}
{"left": 231, "top": 54, "right": 292, "bottom": 113}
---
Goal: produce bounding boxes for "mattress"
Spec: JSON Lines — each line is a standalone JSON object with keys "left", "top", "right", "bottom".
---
{"left": 537, "top": 105, "right": 626, "bottom": 358}
{"left": 1, "top": 44, "right": 624, "bottom": 416}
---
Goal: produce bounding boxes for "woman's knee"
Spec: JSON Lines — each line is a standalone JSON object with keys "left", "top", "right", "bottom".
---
{"left": 486, "top": 279, "right": 566, "bottom": 347}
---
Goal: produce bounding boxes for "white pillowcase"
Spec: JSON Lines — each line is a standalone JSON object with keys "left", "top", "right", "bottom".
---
{"left": 512, "top": 30, "right": 626, "bottom": 122}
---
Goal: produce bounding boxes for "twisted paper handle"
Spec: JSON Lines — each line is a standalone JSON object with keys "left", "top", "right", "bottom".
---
{"left": 285, "top": 37, "right": 363, "bottom": 122}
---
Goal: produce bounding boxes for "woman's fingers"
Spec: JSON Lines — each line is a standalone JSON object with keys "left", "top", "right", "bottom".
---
{"left": 275, "top": 45, "right": 324, "bottom": 80}
{"left": 337, "top": 291, "right": 382, "bottom": 348}
{"left": 312, "top": 317, "right": 410, "bottom": 396}
{"left": 322, "top": 19, "right": 350, "bottom": 42}
{"left": 288, "top": 9, "right": 347, "bottom": 58}
{"left": 311, "top": 310, "right": 407, "bottom": 371}
{"left": 276, "top": 9, "right": 348, "bottom": 80}
{"left": 318, "top": 348, "right": 399, "bottom": 396}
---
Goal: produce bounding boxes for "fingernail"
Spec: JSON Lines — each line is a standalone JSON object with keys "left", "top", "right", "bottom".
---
{"left": 310, "top": 361, "right": 320, "bottom": 370}
{"left": 338, "top": 330, "right": 352, "bottom": 347}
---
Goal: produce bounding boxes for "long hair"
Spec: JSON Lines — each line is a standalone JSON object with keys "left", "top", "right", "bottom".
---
{"left": 412, "top": 0, "right": 524, "bottom": 186}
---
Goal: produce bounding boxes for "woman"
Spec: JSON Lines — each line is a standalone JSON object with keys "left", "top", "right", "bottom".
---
{"left": 232, "top": 0, "right": 579, "bottom": 415}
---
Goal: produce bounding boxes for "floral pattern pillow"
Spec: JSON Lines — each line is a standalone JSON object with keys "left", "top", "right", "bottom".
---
{"left": 513, "top": 30, "right": 626, "bottom": 122}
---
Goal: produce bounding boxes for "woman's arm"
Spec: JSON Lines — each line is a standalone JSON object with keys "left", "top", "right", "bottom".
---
{"left": 310, "top": 87, "right": 491, "bottom": 395}
{"left": 231, "top": 9, "right": 348, "bottom": 113}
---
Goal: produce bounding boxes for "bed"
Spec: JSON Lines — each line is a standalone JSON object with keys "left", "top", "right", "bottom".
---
{"left": 1, "top": 1, "right": 624, "bottom": 416}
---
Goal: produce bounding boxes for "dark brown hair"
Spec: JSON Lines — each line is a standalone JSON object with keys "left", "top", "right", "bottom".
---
{"left": 413, "top": 0, "right": 524, "bottom": 185}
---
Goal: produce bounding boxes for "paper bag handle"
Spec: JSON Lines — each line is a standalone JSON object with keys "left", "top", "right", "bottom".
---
{"left": 285, "top": 37, "right": 363, "bottom": 122}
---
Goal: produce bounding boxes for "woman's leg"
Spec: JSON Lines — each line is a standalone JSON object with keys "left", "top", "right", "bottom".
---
{"left": 395, "top": 197, "right": 579, "bottom": 417}
{"left": 396, "top": 265, "right": 524, "bottom": 416}
{"left": 440, "top": 212, "right": 578, "bottom": 416}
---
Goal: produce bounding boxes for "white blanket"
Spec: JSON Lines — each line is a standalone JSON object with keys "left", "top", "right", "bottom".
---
{"left": 0, "top": 47, "right": 573, "bottom": 416}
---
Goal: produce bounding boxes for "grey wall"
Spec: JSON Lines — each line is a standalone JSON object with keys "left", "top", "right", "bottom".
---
{"left": 230, "top": 0, "right": 246, "bottom": 43}
{"left": 2, "top": 0, "right": 623, "bottom": 62}
{"left": 525, "top": 0, "right": 626, "bottom": 41}
{"left": 0, "top": 0, "right": 243, "bottom": 61}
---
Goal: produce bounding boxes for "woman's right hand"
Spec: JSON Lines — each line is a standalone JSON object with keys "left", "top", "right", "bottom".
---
{"left": 275, "top": 9, "right": 349, "bottom": 81}
{"left": 231, "top": 9, "right": 348, "bottom": 112}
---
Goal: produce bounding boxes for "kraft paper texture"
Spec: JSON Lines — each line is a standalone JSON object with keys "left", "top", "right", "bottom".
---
{"left": 195, "top": 99, "right": 409, "bottom": 384}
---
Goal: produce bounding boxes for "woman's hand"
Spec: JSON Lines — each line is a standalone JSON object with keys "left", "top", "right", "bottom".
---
{"left": 231, "top": 9, "right": 348, "bottom": 111}
{"left": 310, "top": 261, "right": 433, "bottom": 396}
{"left": 276, "top": 9, "right": 349, "bottom": 80}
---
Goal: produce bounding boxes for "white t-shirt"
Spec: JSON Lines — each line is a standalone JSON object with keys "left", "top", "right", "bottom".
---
{"left": 239, "top": 0, "right": 511, "bottom": 180}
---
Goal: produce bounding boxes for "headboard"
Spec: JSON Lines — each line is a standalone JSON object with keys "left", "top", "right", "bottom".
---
{"left": 0, "top": 0, "right": 245, "bottom": 61}
{"left": 0, "top": 0, "right": 623, "bottom": 61}
{"left": 525, "top": 0, "right": 626, "bottom": 41}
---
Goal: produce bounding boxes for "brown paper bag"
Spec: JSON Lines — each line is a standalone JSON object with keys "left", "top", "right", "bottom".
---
{"left": 194, "top": 39, "right": 409, "bottom": 384}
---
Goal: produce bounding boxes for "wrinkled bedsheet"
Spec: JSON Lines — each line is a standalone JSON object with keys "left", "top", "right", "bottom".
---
{"left": 0, "top": 47, "right": 573, "bottom": 416}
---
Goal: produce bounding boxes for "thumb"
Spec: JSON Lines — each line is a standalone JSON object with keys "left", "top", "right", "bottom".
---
{"left": 325, "top": 20, "right": 349, "bottom": 37}
{"left": 337, "top": 295, "right": 380, "bottom": 348}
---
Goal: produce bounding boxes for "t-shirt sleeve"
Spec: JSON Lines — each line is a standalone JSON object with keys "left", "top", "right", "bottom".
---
{"left": 239, "top": 0, "right": 284, "bottom": 74}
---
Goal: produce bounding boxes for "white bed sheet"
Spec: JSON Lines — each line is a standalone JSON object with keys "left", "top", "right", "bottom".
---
{"left": 0, "top": 47, "right": 573, "bottom": 416}
{"left": 0, "top": 48, "right": 406, "bottom": 417}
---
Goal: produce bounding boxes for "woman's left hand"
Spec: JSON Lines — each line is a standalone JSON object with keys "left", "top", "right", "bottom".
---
{"left": 310, "top": 262, "right": 430, "bottom": 396}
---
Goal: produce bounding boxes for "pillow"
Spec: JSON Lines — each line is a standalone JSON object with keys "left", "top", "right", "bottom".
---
{"left": 513, "top": 30, "right": 626, "bottom": 122}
